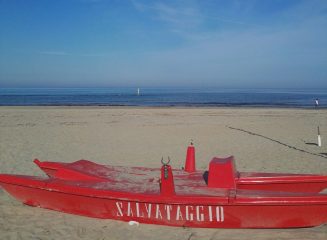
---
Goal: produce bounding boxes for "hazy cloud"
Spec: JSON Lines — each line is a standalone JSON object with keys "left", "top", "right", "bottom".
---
{"left": 38, "top": 51, "right": 105, "bottom": 57}
{"left": 1, "top": 0, "right": 326, "bottom": 88}
{"left": 39, "top": 51, "right": 70, "bottom": 56}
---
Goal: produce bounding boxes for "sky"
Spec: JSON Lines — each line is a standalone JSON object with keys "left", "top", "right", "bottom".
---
{"left": 0, "top": 0, "right": 327, "bottom": 88}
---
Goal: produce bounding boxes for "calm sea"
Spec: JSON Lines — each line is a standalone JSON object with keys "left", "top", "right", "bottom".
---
{"left": 0, "top": 88, "right": 326, "bottom": 108}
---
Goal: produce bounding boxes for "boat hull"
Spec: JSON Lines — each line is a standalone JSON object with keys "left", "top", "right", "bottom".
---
{"left": 1, "top": 180, "right": 327, "bottom": 228}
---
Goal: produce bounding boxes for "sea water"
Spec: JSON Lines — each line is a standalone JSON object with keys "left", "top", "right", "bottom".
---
{"left": 0, "top": 88, "right": 326, "bottom": 108}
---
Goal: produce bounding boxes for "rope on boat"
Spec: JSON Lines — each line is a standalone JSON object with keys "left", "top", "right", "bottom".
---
{"left": 227, "top": 126, "right": 327, "bottom": 159}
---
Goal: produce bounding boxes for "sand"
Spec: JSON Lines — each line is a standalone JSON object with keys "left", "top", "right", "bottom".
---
{"left": 0, "top": 106, "right": 326, "bottom": 240}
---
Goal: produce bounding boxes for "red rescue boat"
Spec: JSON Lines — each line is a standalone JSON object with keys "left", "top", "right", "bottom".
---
{"left": 1, "top": 144, "right": 327, "bottom": 228}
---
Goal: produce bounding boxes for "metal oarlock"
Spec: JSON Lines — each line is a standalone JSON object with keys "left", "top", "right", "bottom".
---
{"left": 161, "top": 156, "right": 170, "bottom": 165}
{"left": 161, "top": 157, "right": 171, "bottom": 179}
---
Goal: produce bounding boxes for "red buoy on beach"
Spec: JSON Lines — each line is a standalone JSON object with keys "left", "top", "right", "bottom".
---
{"left": 185, "top": 141, "right": 196, "bottom": 173}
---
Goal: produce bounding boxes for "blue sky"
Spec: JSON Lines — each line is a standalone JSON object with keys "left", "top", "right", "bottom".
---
{"left": 0, "top": 0, "right": 326, "bottom": 88}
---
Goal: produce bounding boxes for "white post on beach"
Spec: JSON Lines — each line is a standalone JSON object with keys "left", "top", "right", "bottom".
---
{"left": 318, "top": 126, "right": 322, "bottom": 147}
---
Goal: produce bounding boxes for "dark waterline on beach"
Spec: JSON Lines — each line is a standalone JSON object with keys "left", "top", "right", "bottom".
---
{"left": 0, "top": 88, "right": 326, "bottom": 108}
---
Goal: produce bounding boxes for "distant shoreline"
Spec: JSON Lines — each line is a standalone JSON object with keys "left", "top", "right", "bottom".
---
{"left": 0, "top": 105, "right": 326, "bottom": 110}
{"left": 1, "top": 87, "right": 325, "bottom": 108}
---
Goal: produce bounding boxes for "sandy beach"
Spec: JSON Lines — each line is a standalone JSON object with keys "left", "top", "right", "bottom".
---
{"left": 0, "top": 106, "right": 327, "bottom": 240}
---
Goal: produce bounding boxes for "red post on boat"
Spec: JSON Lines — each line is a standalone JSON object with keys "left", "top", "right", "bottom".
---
{"left": 185, "top": 141, "right": 196, "bottom": 173}
{"left": 160, "top": 159, "right": 175, "bottom": 196}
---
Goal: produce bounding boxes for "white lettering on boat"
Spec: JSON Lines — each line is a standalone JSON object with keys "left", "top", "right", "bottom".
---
{"left": 165, "top": 205, "right": 172, "bottom": 220}
{"left": 136, "top": 203, "right": 144, "bottom": 218}
{"left": 176, "top": 205, "right": 183, "bottom": 221}
{"left": 185, "top": 205, "right": 193, "bottom": 221}
{"left": 116, "top": 202, "right": 123, "bottom": 217}
{"left": 216, "top": 206, "right": 224, "bottom": 222}
{"left": 115, "top": 201, "right": 224, "bottom": 223}
{"left": 127, "top": 202, "right": 134, "bottom": 216}
{"left": 196, "top": 206, "right": 204, "bottom": 221}
{"left": 145, "top": 203, "right": 152, "bottom": 218}
{"left": 155, "top": 204, "right": 163, "bottom": 219}
{"left": 208, "top": 206, "right": 213, "bottom": 222}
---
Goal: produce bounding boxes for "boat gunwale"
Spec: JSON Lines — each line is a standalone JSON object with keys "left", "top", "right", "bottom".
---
{"left": 2, "top": 175, "right": 327, "bottom": 206}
